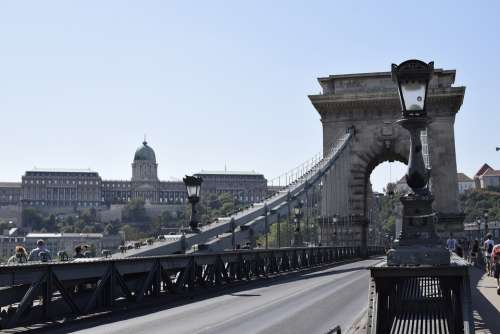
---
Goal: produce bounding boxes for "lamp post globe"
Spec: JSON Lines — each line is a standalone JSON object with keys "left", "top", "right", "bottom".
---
{"left": 183, "top": 175, "right": 203, "bottom": 232}
{"left": 392, "top": 59, "right": 433, "bottom": 118}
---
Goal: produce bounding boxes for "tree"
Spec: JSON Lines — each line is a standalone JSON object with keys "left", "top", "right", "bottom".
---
{"left": 22, "top": 208, "right": 43, "bottom": 229}
{"left": 105, "top": 223, "right": 118, "bottom": 235}
{"left": 125, "top": 199, "right": 148, "bottom": 222}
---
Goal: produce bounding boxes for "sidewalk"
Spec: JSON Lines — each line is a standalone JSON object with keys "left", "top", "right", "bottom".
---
{"left": 470, "top": 266, "right": 500, "bottom": 334}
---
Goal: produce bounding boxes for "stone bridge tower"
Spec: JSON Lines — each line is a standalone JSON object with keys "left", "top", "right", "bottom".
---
{"left": 309, "top": 68, "right": 465, "bottom": 235}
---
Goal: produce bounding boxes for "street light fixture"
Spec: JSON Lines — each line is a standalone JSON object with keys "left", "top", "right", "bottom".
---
{"left": 332, "top": 215, "right": 338, "bottom": 244}
{"left": 392, "top": 60, "right": 433, "bottom": 118}
{"left": 293, "top": 200, "right": 304, "bottom": 246}
{"left": 484, "top": 211, "right": 489, "bottom": 238}
{"left": 387, "top": 59, "right": 450, "bottom": 266}
{"left": 476, "top": 217, "right": 482, "bottom": 240}
{"left": 183, "top": 175, "right": 203, "bottom": 232}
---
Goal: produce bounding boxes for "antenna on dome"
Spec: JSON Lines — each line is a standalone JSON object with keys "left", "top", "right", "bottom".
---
{"left": 143, "top": 134, "right": 147, "bottom": 145}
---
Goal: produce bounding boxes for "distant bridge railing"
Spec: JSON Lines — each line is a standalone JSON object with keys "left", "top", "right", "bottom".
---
{"left": 0, "top": 245, "right": 384, "bottom": 329}
{"left": 120, "top": 131, "right": 354, "bottom": 257}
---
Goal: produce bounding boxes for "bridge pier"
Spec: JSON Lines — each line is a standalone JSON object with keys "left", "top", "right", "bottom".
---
{"left": 352, "top": 216, "right": 369, "bottom": 259}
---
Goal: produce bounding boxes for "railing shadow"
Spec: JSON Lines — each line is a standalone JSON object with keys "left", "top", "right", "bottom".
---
{"left": 469, "top": 266, "right": 500, "bottom": 333}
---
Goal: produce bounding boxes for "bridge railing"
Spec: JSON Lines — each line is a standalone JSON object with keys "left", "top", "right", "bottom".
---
{"left": 0, "top": 245, "right": 384, "bottom": 329}
{"left": 123, "top": 131, "right": 354, "bottom": 257}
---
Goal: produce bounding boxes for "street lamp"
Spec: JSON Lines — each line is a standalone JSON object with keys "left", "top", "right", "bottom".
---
{"left": 392, "top": 59, "right": 433, "bottom": 194}
{"left": 476, "top": 217, "right": 482, "bottom": 240}
{"left": 183, "top": 175, "right": 203, "bottom": 232}
{"left": 332, "top": 215, "right": 338, "bottom": 245}
{"left": 387, "top": 59, "right": 450, "bottom": 266}
{"left": 293, "top": 200, "right": 304, "bottom": 246}
{"left": 484, "top": 211, "right": 489, "bottom": 238}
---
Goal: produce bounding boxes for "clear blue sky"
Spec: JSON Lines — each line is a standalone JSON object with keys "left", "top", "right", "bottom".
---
{"left": 1, "top": 1, "right": 499, "bottom": 192}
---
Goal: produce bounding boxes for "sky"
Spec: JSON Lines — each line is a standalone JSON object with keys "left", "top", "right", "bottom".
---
{"left": 1, "top": 1, "right": 499, "bottom": 192}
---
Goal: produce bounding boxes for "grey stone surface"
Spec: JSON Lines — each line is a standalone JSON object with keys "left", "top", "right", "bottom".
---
{"left": 309, "top": 68, "right": 465, "bottom": 235}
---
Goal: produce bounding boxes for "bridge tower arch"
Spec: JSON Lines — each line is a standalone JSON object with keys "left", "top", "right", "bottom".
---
{"left": 309, "top": 68, "right": 466, "bottom": 242}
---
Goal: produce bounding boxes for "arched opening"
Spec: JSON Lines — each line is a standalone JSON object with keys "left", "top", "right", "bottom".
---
{"left": 370, "top": 161, "right": 407, "bottom": 194}
{"left": 368, "top": 160, "right": 407, "bottom": 242}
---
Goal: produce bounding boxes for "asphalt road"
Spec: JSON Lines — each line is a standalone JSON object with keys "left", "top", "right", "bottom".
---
{"left": 47, "top": 257, "right": 383, "bottom": 334}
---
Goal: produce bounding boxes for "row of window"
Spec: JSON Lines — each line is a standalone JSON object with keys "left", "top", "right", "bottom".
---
{"left": 26, "top": 201, "right": 100, "bottom": 207}
{"left": 23, "top": 179, "right": 100, "bottom": 185}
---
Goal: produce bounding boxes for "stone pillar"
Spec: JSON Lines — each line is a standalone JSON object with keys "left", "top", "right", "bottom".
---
{"left": 427, "top": 116, "right": 463, "bottom": 233}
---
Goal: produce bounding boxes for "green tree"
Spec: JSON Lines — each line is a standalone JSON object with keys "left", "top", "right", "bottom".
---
{"left": 22, "top": 208, "right": 44, "bottom": 229}
{"left": 44, "top": 214, "right": 57, "bottom": 232}
{"left": 125, "top": 199, "right": 149, "bottom": 222}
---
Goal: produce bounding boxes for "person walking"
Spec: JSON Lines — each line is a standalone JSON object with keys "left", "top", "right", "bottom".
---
{"left": 74, "top": 245, "right": 85, "bottom": 259}
{"left": 463, "top": 238, "right": 471, "bottom": 261}
{"left": 7, "top": 246, "right": 28, "bottom": 264}
{"left": 28, "top": 239, "right": 51, "bottom": 262}
{"left": 471, "top": 239, "right": 480, "bottom": 265}
{"left": 446, "top": 233, "right": 457, "bottom": 252}
{"left": 483, "top": 233, "right": 495, "bottom": 276}
{"left": 491, "top": 243, "right": 500, "bottom": 294}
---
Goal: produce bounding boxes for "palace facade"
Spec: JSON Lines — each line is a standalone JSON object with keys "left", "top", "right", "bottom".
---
{"left": 0, "top": 141, "right": 268, "bottom": 211}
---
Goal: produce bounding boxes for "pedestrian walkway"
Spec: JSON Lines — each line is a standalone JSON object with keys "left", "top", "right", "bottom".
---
{"left": 470, "top": 266, "right": 500, "bottom": 334}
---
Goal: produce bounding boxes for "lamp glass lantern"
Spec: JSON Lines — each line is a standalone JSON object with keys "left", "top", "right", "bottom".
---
{"left": 183, "top": 175, "right": 203, "bottom": 201}
{"left": 294, "top": 200, "right": 304, "bottom": 217}
{"left": 391, "top": 60, "right": 434, "bottom": 117}
{"left": 183, "top": 175, "right": 203, "bottom": 232}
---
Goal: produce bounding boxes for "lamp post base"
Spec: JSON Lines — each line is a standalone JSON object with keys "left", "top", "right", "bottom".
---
{"left": 189, "top": 221, "right": 200, "bottom": 233}
{"left": 388, "top": 194, "right": 450, "bottom": 266}
{"left": 387, "top": 245, "right": 450, "bottom": 266}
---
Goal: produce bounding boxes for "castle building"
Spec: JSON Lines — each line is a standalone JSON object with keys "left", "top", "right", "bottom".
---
{"left": 0, "top": 140, "right": 268, "bottom": 213}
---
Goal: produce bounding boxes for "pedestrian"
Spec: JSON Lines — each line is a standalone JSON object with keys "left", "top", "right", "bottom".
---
{"left": 7, "top": 246, "right": 28, "bottom": 264}
{"left": 28, "top": 239, "right": 52, "bottom": 262}
{"left": 463, "top": 239, "right": 471, "bottom": 261}
{"left": 82, "top": 244, "right": 92, "bottom": 257}
{"left": 484, "top": 233, "right": 495, "bottom": 276}
{"left": 471, "top": 239, "right": 480, "bottom": 265}
{"left": 446, "top": 233, "right": 457, "bottom": 252}
{"left": 74, "top": 245, "right": 85, "bottom": 259}
{"left": 491, "top": 246, "right": 500, "bottom": 295}
{"left": 456, "top": 240, "right": 464, "bottom": 258}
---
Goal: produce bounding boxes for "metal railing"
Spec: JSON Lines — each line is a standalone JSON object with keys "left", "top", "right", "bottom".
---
{"left": 121, "top": 131, "right": 354, "bottom": 257}
{"left": 0, "top": 245, "right": 384, "bottom": 329}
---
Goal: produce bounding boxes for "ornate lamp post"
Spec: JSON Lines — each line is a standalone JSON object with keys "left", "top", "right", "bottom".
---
{"left": 387, "top": 59, "right": 450, "bottom": 266}
{"left": 293, "top": 200, "right": 304, "bottom": 246}
{"left": 484, "top": 210, "right": 489, "bottom": 238}
{"left": 183, "top": 175, "right": 203, "bottom": 232}
{"left": 476, "top": 217, "right": 481, "bottom": 240}
{"left": 332, "top": 215, "right": 338, "bottom": 245}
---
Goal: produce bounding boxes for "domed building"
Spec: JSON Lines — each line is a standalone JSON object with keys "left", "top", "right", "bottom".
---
{"left": 10, "top": 139, "right": 268, "bottom": 215}
{"left": 100, "top": 140, "right": 187, "bottom": 206}
{"left": 132, "top": 141, "right": 158, "bottom": 182}
{"left": 131, "top": 141, "right": 160, "bottom": 203}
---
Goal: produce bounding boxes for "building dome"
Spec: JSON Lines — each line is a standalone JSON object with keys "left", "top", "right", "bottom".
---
{"left": 134, "top": 141, "right": 156, "bottom": 162}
